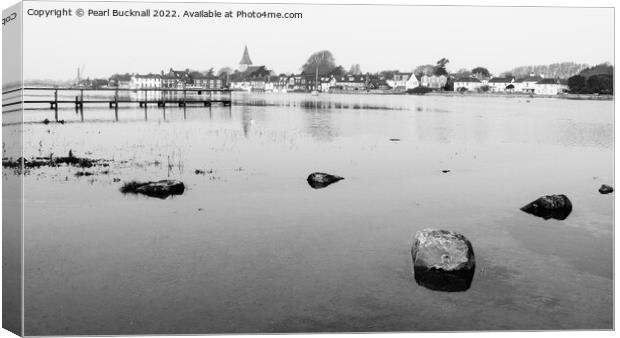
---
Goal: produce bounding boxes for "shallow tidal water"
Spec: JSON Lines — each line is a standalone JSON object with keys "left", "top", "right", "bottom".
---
{"left": 3, "top": 93, "right": 613, "bottom": 334}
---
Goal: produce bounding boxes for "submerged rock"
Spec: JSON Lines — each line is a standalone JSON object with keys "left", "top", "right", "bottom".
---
{"left": 411, "top": 229, "right": 475, "bottom": 292}
{"left": 599, "top": 184, "right": 614, "bottom": 194}
{"left": 520, "top": 194, "right": 572, "bottom": 220}
{"left": 307, "top": 172, "right": 344, "bottom": 189}
{"left": 120, "top": 180, "right": 185, "bottom": 199}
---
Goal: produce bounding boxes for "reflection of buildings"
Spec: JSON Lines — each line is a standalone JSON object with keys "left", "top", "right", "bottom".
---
{"left": 304, "top": 111, "right": 337, "bottom": 141}
{"left": 241, "top": 107, "right": 252, "bottom": 137}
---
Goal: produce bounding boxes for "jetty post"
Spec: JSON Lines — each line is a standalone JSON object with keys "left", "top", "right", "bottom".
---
{"left": 80, "top": 89, "right": 84, "bottom": 121}
{"left": 143, "top": 88, "right": 148, "bottom": 120}
{"left": 114, "top": 88, "right": 119, "bottom": 121}
{"left": 183, "top": 88, "right": 187, "bottom": 120}
{"left": 53, "top": 89, "right": 58, "bottom": 122}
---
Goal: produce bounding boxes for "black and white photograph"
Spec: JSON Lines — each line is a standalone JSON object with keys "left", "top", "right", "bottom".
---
{"left": 1, "top": 0, "right": 616, "bottom": 336}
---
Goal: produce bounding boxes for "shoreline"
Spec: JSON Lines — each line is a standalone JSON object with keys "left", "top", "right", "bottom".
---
{"left": 424, "top": 92, "right": 613, "bottom": 100}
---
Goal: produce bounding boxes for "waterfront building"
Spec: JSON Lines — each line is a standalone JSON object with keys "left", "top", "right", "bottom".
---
{"left": 108, "top": 73, "right": 133, "bottom": 88}
{"left": 517, "top": 74, "right": 543, "bottom": 93}
{"left": 161, "top": 68, "right": 191, "bottom": 89}
{"left": 188, "top": 72, "right": 223, "bottom": 89}
{"left": 367, "top": 78, "right": 392, "bottom": 90}
{"left": 454, "top": 77, "right": 482, "bottom": 92}
{"left": 488, "top": 77, "right": 514, "bottom": 92}
{"left": 534, "top": 78, "right": 568, "bottom": 95}
{"left": 332, "top": 74, "right": 367, "bottom": 91}
{"left": 420, "top": 75, "right": 447, "bottom": 89}
{"left": 386, "top": 72, "right": 419, "bottom": 90}
{"left": 130, "top": 73, "right": 162, "bottom": 89}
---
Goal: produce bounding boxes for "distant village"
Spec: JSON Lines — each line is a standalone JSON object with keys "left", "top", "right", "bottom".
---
{"left": 78, "top": 46, "right": 612, "bottom": 96}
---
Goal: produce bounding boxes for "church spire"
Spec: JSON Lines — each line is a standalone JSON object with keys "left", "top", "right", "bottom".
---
{"left": 239, "top": 45, "right": 253, "bottom": 71}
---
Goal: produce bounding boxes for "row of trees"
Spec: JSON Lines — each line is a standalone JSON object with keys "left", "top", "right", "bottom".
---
{"left": 567, "top": 63, "right": 613, "bottom": 94}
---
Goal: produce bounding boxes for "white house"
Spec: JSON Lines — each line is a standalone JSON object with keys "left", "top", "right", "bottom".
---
{"left": 517, "top": 75, "right": 543, "bottom": 93}
{"left": 387, "top": 72, "right": 419, "bottom": 90}
{"left": 534, "top": 79, "right": 568, "bottom": 95}
{"left": 454, "top": 77, "right": 482, "bottom": 92}
{"left": 487, "top": 77, "right": 514, "bottom": 92}
{"left": 420, "top": 75, "right": 447, "bottom": 89}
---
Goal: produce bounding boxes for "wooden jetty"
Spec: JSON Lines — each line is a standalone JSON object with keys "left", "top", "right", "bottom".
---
{"left": 2, "top": 87, "right": 233, "bottom": 122}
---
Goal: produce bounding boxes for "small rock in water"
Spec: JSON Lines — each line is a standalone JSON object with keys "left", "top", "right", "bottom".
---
{"left": 598, "top": 184, "right": 613, "bottom": 194}
{"left": 520, "top": 194, "right": 572, "bottom": 220}
{"left": 411, "top": 229, "right": 475, "bottom": 292}
{"left": 307, "top": 172, "right": 344, "bottom": 189}
{"left": 120, "top": 180, "right": 185, "bottom": 199}
{"left": 441, "top": 170, "right": 450, "bottom": 173}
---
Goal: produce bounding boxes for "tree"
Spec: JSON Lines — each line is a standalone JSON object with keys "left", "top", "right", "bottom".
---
{"left": 586, "top": 74, "right": 613, "bottom": 94}
{"left": 328, "top": 65, "right": 346, "bottom": 77}
{"left": 477, "top": 85, "right": 490, "bottom": 93}
{"left": 205, "top": 68, "right": 215, "bottom": 77}
{"left": 349, "top": 64, "right": 362, "bottom": 75}
{"left": 567, "top": 75, "right": 586, "bottom": 93}
{"left": 471, "top": 67, "right": 491, "bottom": 79}
{"left": 453, "top": 68, "right": 472, "bottom": 78}
{"left": 508, "top": 62, "right": 589, "bottom": 79}
{"left": 302, "top": 50, "right": 337, "bottom": 75}
{"left": 579, "top": 63, "right": 613, "bottom": 78}
{"left": 413, "top": 64, "right": 435, "bottom": 77}
{"left": 433, "top": 58, "right": 450, "bottom": 76}
{"left": 444, "top": 77, "right": 455, "bottom": 91}
{"left": 217, "top": 67, "right": 232, "bottom": 76}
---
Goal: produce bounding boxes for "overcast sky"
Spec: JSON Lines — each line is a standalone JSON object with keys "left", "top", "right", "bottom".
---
{"left": 22, "top": 2, "right": 614, "bottom": 80}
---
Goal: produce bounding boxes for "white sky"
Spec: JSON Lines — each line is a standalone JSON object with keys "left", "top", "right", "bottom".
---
{"left": 21, "top": 2, "right": 614, "bottom": 80}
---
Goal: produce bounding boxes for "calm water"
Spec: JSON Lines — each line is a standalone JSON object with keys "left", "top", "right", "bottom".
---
{"left": 3, "top": 93, "right": 614, "bottom": 334}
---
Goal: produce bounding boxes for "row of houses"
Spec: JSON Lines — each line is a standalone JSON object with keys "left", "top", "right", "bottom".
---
{"left": 108, "top": 68, "right": 225, "bottom": 90}
{"left": 228, "top": 72, "right": 452, "bottom": 93}
{"left": 454, "top": 75, "right": 568, "bottom": 95}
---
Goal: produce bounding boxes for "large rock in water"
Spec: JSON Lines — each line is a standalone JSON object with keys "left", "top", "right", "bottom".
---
{"left": 599, "top": 184, "right": 614, "bottom": 194}
{"left": 411, "top": 229, "right": 475, "bottom": 292}
{"left": 520, "top": 194, "right": 572, "bottom": 220}
{"left": 121, "top": 180, "right": 185, "bottom": 199}
{"left": 307, "top": 172, "right": 344, "bottom": 189}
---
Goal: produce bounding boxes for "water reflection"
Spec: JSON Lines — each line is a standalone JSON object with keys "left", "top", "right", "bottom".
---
{"left": 242, "top": 107, "right": 253, "bottom": 137}
{"left": 414, "top": 267, "right": 475, "bottom": 292}
{"left": 304, "top": 111, "right": 337, "bottom": 141}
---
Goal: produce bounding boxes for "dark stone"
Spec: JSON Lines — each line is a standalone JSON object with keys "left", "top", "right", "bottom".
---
{"left": 599, "top": 184, "right": 613, "bottom": 194}
{"left": 520, "top": 194, "right": 572, "bottom": 220}
{"left": 307, "top": 172, "right": 344, "bottom": 189}
{"left": 441, "top": 170, "right": 450, "bottom": 173}
{"left": 120, "top": 180, "right": 185, "bottom": 199}
{"left": 411, "top": 229, "right": 475, "bottom": 292}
